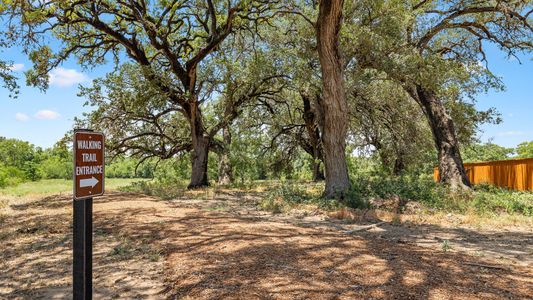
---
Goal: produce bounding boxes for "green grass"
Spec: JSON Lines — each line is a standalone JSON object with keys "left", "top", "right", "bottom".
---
{"left": 258, "top": 182, "right": 345, "bottom": 213}
{"left": 119, "top": 179, "right": 189, "bottom": 200}
{"left": 107, "top": 236, "right": 163, "bottom": 262}
{"left": 0, "top": 178, "right": 147, "bottom": 197}
{"left": 468, "top": 184, "right": 533, "bottom": 216}
{"left": 257, "top": 178, "right": 533, "bottom": 217}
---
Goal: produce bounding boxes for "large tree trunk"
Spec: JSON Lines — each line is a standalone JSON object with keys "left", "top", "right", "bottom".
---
{"left": 189, "top": 134, "right": 210, "bottom": 188}
{"left": 316, "top": 0, "right": 351, "bottom": 198}
{"left": 217, "top": 127, "right": 233, "bottom": 185}
{"left": 188, "top": 102, "right": 210, "bottom": 189}
{"left": 301, "top": 91, "right": 325, "bottom": 182}
{"left": 415, "top": 86, "right": 471, "bottom": 190}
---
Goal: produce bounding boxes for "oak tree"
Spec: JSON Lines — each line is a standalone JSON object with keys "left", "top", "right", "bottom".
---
{"left": 349, "top": 0, "right": 532, "bottom": 190}
{"left": 2, "top": 0, "right": 282, "bottom": 188}
{"left": 316, "top": 0, "right": 351, "bottom": 197}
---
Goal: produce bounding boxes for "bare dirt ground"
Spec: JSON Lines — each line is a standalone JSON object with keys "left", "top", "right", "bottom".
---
{"left": 1, "top": 190, "right": 532, "bottom": 299}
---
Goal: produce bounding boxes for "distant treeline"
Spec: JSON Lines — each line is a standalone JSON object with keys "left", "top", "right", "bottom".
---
{"left": 462, "top": 141, "right": 533, "bottom": 163}
{"left": 0, "top": 137, "right": 154, "bottom": 188}
{"left": 1, "top": 136, "right": 531, "bottom": 189}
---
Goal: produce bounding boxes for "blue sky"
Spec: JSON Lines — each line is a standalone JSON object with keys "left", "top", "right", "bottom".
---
{"left": 0, "top": 43, "right": 531, "bottom": 149}
{"left": 474, "top": 46, "right": 533, "bottom": 148}
{"left": 1, "top": 45, "right": 114, "bottom": 148}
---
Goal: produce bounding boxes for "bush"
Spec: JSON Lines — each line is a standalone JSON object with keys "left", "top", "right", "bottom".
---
{"left": 106, "top": 159, "right": 137, "bottom": 178}
{"left": 344, "top": 187, "right": 371, "bottom": 210}
{"left": 348, "top": 172, "right": 533, "bottom": 216}
{"left": 39, "top": 157, "right": 72, "bottom": 179}
{"left": 260, "top": 183, "right": 309, "bottom": 213}
{"left": 0, "top": 166, "right": 7, "bottom": 188}
{"left": 105, "top": 158, "right": 156, "bottom": 179}
{"left": 470, "top": 184, "right": 533, "bottom": 216}
{"left": 152, "top": 158, "right": 190, "bottom": 183}
{"left": 228, "top": 180, "right": 259, "bottom": 190}
{"left": 258, "top": 176, "right": 441, "bottom": 214}
{"left": 120, "top": 179, "right": 188, "bottom": 200}
{"left": 22, "top": 161, "right": 42, "bottom": 181}
{"left": 349, "top": 174, "right": 445, "bottom": 208}
{"left": 0, "top": 165, "right": 26, "bottom": 188}
{"left": 259, "top": 182, "right": 343, "bottom": 213}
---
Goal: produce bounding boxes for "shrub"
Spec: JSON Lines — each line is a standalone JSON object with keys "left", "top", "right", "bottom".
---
{"left": 0, "top": 166, "right": 7, "bottom": 188}
{"left": 259, "top": 183, "right": 306, "bottom": 212}
{"left": 22, "top": 161, "right": 42, "bottom": 181}
{"left": 39, "top": 157, "right": 72, "bottom": 179}
{"left": 106, "top": 159, "right": 137, "bottom": 178}
{"left": 258, "top": 182, "right": 343, "bottom": 213}
{"left": 0, "top": 165, "right": 26, "bottom": 188}
{"left": 344, "top": 187, "right": 371, "bottom": 210}
{"left": 349, "top": 174, "right": 533, "bottom": 216}
{"left": 470, "top": 184, "right": 533, "bottom": 216}
{"left": 120, "top": 179, "right": 187, "bottom": 200}
{"left": 152, "top": 158, "right": 190, "bottom": 183}
{"left": 349, "top": 174, "right": 446, "bottom": 209}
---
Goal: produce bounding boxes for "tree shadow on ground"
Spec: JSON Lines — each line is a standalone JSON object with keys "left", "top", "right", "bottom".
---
{"left": 150, "top": 212, "right": 531, "bottom": 299}
{"left": 0, "top": 192, "right": 166, "bottom": 299}
{"left": 1, "top": 192, "right": 531, "bottom": 299}
{"left": 96, "top": 195, "right": 532, "bottom": 299}
{"left": 286, "top": 214, "right": 533, "bottom": 268}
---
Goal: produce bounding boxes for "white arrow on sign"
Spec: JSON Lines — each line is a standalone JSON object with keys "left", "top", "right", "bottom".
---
{"left": 80, "top": 177, "right": 99, "bottom": 188}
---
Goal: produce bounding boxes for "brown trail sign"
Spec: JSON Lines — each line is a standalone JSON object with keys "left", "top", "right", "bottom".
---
{"left": 72, "top": 129, "right": 104, "bottom": 300}
{"left": 74, "top": 131, "right": 105, "bottom": 200}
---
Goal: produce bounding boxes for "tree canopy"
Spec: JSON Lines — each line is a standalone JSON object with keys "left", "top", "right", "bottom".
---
{"left": 1, "top": 0, "right": 531, "bottom": 197}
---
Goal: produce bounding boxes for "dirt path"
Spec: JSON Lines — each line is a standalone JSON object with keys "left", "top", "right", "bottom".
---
{"left": 1, "top": 191, "right": 532, "bottom": 299}
{"left": 0, "top": 192, "right": 167, "bottom": 299}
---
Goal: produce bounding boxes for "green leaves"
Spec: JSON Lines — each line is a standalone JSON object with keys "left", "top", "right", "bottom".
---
{"left": 463, "top": 143, "right": 514, "bottom": 163}
{"left": 25, "top": 46, "right": 54, "bottom": 90}
{"left": 516, "top": 141, "right": 533, "bottom": 159}
{"left": 0, "top": 60, "right": 19, "bottom": 98}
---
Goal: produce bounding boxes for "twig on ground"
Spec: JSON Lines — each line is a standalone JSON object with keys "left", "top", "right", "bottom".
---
{"left": 464, "top": 262, "right": 509, "bottom": 270}
{"left": 345, "top": 222, "right": 387, "bottom": 234}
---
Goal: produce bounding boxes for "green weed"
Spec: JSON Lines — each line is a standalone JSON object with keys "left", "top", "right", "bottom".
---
{"left": 442, "top": 240, "right": 452, "bottom": 252}
{"left": 108, "top": 237, "right": 162, "bottom": 261}
{"left": 350, "top": 174, "right": 533, "bottom": 217}
{"left": 109, "top": 244, "right": 132, "bottom": 259}
{"left": 120, "top": 180, "right": 187, "bottom": 200}
{"left": 470, "top": 185, "right": 533, "bottom": 216}
{"left": 258, "top": 183, "right": 344, "bottom": 213}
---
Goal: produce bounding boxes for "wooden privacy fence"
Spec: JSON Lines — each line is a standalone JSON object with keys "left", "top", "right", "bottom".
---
{"left": 434, "top": 158, "right": 533, "bottom": 191}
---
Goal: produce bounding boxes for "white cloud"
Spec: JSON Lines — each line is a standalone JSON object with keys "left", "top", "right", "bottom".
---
{"left": 8, "top": 63, "right": 25, "bottom": 72}
{"left": 35, "top": 110, "right": 60, "bottom": 120}
{"left": 48, "top": 67, "right": 88, "bottom": 87}
{"left": 15, "top": 113, "right": 30, "bottom": 121}
{"left": 497, "top": 131, "right": 525, "bottom": 137}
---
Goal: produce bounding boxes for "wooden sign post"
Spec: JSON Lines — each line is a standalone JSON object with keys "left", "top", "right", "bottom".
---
{"left": 73, "top": 130, "right": 105, "bottom": 300}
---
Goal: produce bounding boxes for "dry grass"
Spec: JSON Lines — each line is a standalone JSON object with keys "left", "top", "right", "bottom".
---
{"left": 325, "top": 205, "right": 533, "bottom": 230}
{"left": 1, "top": 183, "right": 532, "bottom": 299}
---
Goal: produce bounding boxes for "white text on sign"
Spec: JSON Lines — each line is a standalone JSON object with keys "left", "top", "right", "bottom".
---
{"left": 76, "top": 139, "right": 103, "bottom": 176}
{"left": 77, "top": 140, "right": 102, "bottom": 150}
{"left": 76, "top": 166, "right": 103, "bottom": 176}
{"left": 82, "top": 153, "right": 97, "bottom": 162}
{"left": 74, "top": 131, "right": 105, "bottom": 200}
